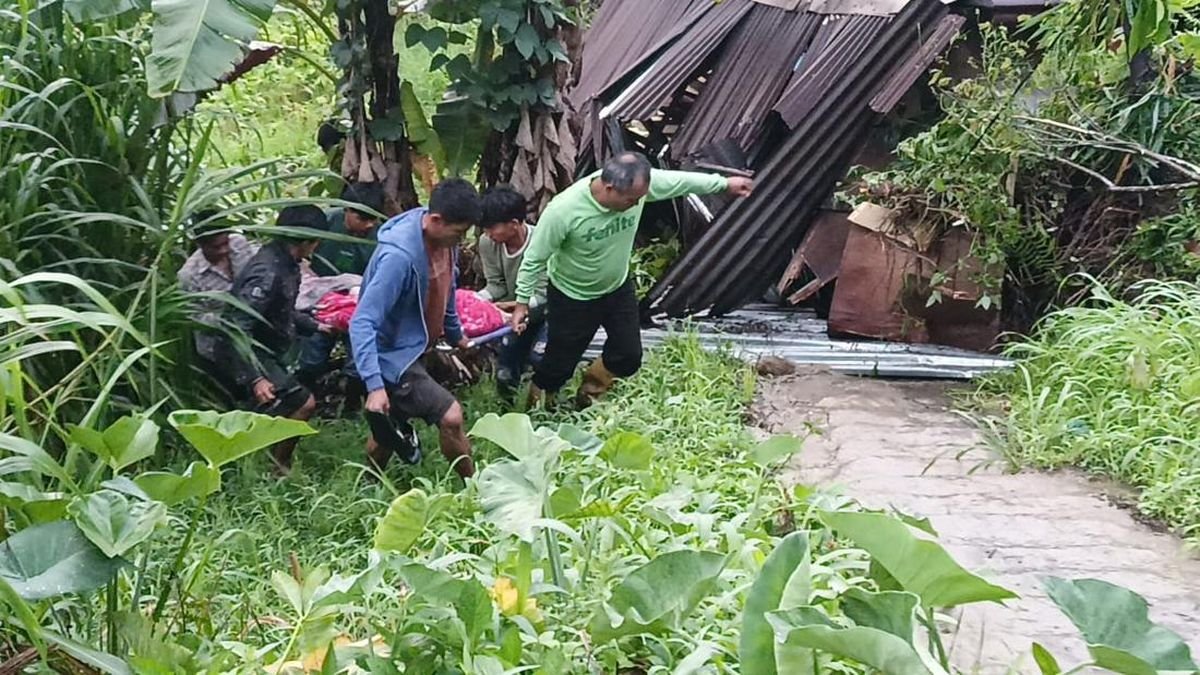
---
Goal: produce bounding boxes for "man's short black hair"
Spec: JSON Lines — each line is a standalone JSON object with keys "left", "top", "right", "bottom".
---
{"left": 342, "top": 182, "right": 385, "bottom": 220}
{"left": 317, "top": 120, "right": 345, "bottom": 154}
{"left": 479, "top": 185, "right": 527, "bottom": 229}
{"left": 428, "top": 178, "right": 482, "bottom": 226}
{"left": 601, "top": 152, "right": 653, "bottom": 191}
{"left": 276, "top": 205, "right": 328, "bottom": 241}
{"left": 189, "top": 209, "right": 228, "bottom": 242}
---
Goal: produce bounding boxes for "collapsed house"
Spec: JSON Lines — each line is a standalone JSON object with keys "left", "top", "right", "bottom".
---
{"left": 567, "top": 0, "right": 1034, "bottom": 353}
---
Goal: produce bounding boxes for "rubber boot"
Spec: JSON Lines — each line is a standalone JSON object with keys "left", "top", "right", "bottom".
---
{"left": 574, "top": 357, "right": 616, "bottom": 409}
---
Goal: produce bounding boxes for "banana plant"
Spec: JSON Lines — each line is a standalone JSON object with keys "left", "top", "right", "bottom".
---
{"left": 32, "top": 0, "right": 279, "bottom": 97}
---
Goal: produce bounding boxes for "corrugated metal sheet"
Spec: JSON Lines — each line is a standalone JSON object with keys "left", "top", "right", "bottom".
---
{"left": 773, "top": 15, "right": 891, "bottom": 128}
{"left": 585, "top": 306, "right": 1011, "bottom": 379}
{"left": 646, "top": 0, "right": 954, "bottom": 317}
{"left": 671, "top": 4, "right": 822, "bottom": 160}
{"left": 604, "top": 0, "right": 753, "bottom": 123}
{"left": 569, "top": 0, "right": 713, "bottom": 164}
{"left": 869, "top": 14, "right": 967, "bottom": 113}
{"left": 568, "top": 0, "right": 709, "bottom": 112}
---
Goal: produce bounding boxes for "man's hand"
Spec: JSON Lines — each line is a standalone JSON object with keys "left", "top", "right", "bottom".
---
{"left": 494, "top": 300, "right": 518, "bottom": 312}
{"left": 252, "top": 378, "right": 277, "bottom": 405}
{"left": 366, "top": 388, "right": 390, "bottom": 415}
{"left": 726, "top": 176, "right": 755, "bottom": 198}
{"left": 510, "top": 303, "right": 530, "bottom": 335}
{"left": 317, "top": 323, "right": 336, "bottom": 334}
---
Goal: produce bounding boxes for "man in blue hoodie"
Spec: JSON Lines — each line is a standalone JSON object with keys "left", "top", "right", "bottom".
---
{"left": 350, "top": 179, "right": 481, "bottom": 479}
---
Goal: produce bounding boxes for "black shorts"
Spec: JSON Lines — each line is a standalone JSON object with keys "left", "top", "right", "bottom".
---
{"left": 241, "top": 357, "right": 312, "bottom": 419}
{"left": 386, "top": 360, "right": 456, "bottom": 426}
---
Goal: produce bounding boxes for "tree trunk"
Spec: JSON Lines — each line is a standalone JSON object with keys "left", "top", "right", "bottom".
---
{"left": 364, "top": 0, "right": 418, "bottom": 213}
{"left": 478, "top": 1, "right": 584, "bottom": 219}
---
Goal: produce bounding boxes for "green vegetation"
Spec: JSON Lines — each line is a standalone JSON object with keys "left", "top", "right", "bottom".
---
{"left": 972, "top": 279, "right": 1200, "bottom": 541}
{"left": 3, "top": 335, "right": 1194, "bottom": 673}
{"left": 3, "top": 0, "right": 1198, "bottom": 672}
{"left": 851, "top": 7, "right": 1200, "bottom": 322}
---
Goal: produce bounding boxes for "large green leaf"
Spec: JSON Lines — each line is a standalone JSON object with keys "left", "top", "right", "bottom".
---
{"left": 0, "top": 520, "right": 126, "bottom": 600}
{"left": 432, "top": 96, "right": 491, "bottom": 177}
{"left": 63, "top": 0, "right": 147, "bottom": 21}
{"left": 741, "top": 532, "right": 814, "bottom": 675}
{"left": 469, "top": 413, "right": 568, "bottom": 460}
{"left": 69, "top": 414, "right": 160, "bottom": 472}
{"left": 474, "top": 415, "right": 565, "bottom": 542}
{"left": 168, "top": 410, "right": 316, "bottom": 468}
{"left": 374, "top": 489, "right": 437, "bottom": 553}
{"left": 400, "top": 80, "right": 446, "bottom": 172}
{"left": 769, "top": 591, "right": 943, "bottom": 675}
{"left": 134, "top": 461, "right": 221, "bottom": 506}
{"left": 589, "top": 550, "right": 726, "bottom": 644}
{"left": 477, "top": 455, "right": 554, "bottom": 543}
{"left": 396, "top": 563, "right": 492, "bottom": 643}
{"left": 470, "top": 413, "right": 540, "bottom": 459}
{"left": 766, "top": 612, "right": 939, "bottom": 675}
{"left": 820, "top": 511, "right": 1016, "bottom": 608}
{"left": 599, "top": 432, "right": 656, "bottom": 471}
{"left": 1043, "top": 577, "right": 1197, "bottom": 673}
{"left": 556, "top": 424, "right": 603, "bottom": 455}
{"left": 840, "top": 588, "right": 919, "bottom": 640}
{"left": 750, "top": 436, "right": 804, "bottom": 467}
{"left": 147, "top": 0, "right": 277, "bottom": 96}
{"left": 68, "top": 490, "right": 166, "bottom": 558}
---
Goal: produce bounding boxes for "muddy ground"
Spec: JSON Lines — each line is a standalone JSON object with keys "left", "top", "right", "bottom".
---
{"left": 753, "top": 367, "right": 1200, "bottom": 673}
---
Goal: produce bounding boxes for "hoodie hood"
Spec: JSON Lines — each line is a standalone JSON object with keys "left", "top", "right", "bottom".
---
{"left": 377, "top": 207, "right": 428, "bottom": 253}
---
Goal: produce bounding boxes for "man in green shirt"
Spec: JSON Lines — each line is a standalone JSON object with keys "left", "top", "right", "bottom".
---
{"left": 312, "top": 181, "right": 384, "bottom": 277}
{"left": 511, "top": 151, "right": 754, "bottom": 407}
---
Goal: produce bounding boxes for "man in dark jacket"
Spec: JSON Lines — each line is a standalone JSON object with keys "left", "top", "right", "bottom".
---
{"left": 298, "top": 181, "right": 386, "bottom": 387}
{"left": 350, "top": 179, "right": 480, "bottom": 479}
{"left": 221, "top": 205, "right": 330, "bottom": 474}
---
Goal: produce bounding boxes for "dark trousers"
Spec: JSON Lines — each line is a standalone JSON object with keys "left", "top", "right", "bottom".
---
{"left": 497, "top": 307, "right": 548, "bottom": 388}
{"left": 532, "top": 279, "right": 642, "bottom": 393}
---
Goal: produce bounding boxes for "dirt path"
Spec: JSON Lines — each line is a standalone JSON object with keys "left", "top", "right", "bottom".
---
{"left": 754, "top": 368, "right": 1200, "bottom": 673}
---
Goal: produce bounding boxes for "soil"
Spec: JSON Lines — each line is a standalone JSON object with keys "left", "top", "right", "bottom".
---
{"left": 753, "top": 366, "right": 1200, "bottom": 673}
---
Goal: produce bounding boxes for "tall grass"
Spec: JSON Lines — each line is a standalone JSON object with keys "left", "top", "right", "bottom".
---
{"left": 0, "top": 7, "right": 339, "bottom": 429}
{"left": 973, "top": 278, "right": 1200, "bottom": 540}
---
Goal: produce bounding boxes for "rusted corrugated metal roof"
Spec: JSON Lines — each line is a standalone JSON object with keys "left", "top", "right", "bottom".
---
{"left": 645, "top": 0, "right": 954, "bottom": 317}
{"left": 773, "top": 15, "right": 891, "bottom": 128}
{"left": 671, "top": 4, "right": 823, "bottom": 160}
{"left": 603, "top": 0, "right": 753, "bottom": 123}
{"left": 869, "top": 13, "right": 967, "bottom": 113}
{"left": 568, "top": 0, "right": 710, "bottom": 113}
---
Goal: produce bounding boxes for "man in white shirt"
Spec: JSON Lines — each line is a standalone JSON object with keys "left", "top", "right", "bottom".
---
{"left": 477, "top": 186, "right": 547, "bottom": 396}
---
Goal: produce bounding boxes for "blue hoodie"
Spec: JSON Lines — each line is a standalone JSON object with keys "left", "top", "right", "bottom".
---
{"left": 350, "top": 208, "right": 463, "bottom": 392}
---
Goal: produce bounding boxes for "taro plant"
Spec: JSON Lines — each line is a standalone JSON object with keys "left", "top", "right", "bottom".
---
{"left": 741, "top": 511, "right": 1019, "bottom": 675}
{"left": 1035, "top": 577, "right": 1198, "bottom": 675}
{"left": 0, "top": 409, "right": 314, "bottom": 671}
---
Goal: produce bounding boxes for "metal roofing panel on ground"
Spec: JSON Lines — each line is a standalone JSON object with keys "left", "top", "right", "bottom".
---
{"left": 586, "top": 306, "right": 1011, "bottom": 379}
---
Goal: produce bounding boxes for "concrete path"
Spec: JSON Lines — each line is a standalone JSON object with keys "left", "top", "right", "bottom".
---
{"left": 755, "top": 368, "right": 1200, "bottom": 673}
